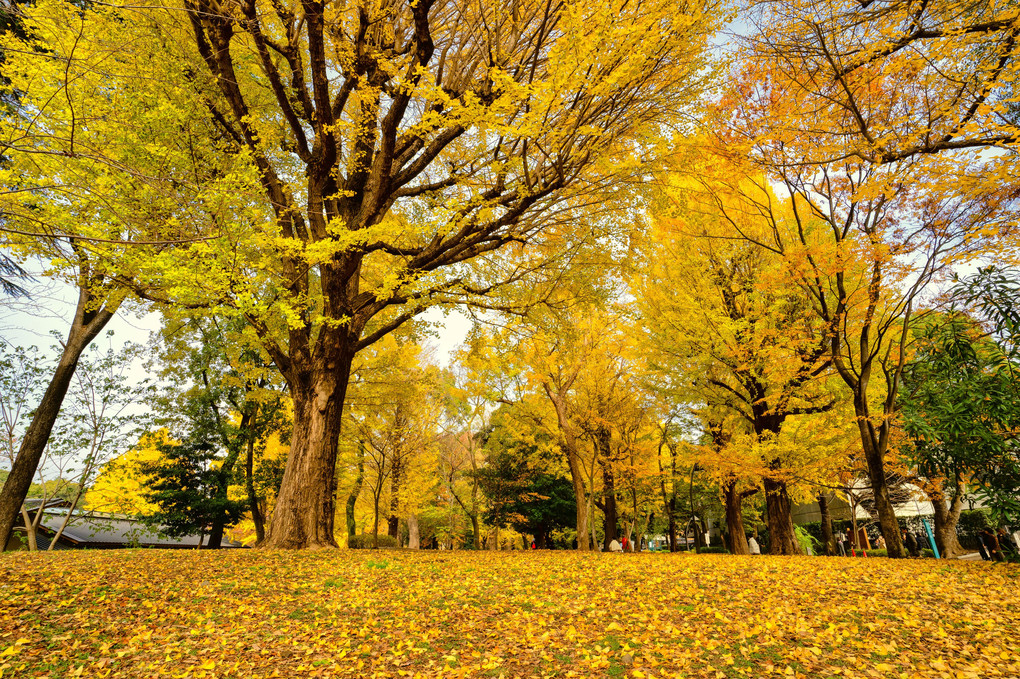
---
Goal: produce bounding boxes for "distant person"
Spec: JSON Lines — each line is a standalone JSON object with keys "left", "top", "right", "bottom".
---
{"left": 875, "top": 534, "right": 886, "bottom": 550}
{"left": 981, "top": 528, "right": 1003, "bottom": 562}
{"left": 609, "top": 539, "right": 623, "bottom": 553}
{"left": 836, "top": 531, "right": 846, "bottom": 556}
{"left": 904, "top": 530, "right": 918, "bottom": 556}
{"left": 530, "top": 540, "right": 536, "bottom": 550}
{"left": 997, "top": 528, "right": 1017, "bottom": 561}
{"left": 621, "top": 535, "right": 629, "bottom": 551}
{"left": 747, "top": 534, "right": 761, "bottom": 555}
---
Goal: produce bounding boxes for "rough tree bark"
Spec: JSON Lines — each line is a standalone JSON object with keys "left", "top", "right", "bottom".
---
{"left": 723, "top": 478, "right": 755, "bottom": 556}
{"left": 261, "top": 340, "right": 357, "bottom": 549}
{"left": 764, "top": 472, "right": 800, "bottom": 555}
{"left": 929, "top": 475, "right": 965, "bottom": 558}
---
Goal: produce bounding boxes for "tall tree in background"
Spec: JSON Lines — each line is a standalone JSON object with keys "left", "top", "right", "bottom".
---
{"left": 747, "top": 0, "right": 1020, "bottom": 169}
{"left": 1, "top": 0, "right": 723, "bottom": 548}
{"left": 149, "top": 316, "right": 288, "bottom": 547}
{"left": 635, "top": 168, "right": 836, "bottom": 554}
{"left": 138, "top": 439, "right": 247, "bottom": 547}
{"left": 714, "top": 29, "right": 1012, "bottom": 553}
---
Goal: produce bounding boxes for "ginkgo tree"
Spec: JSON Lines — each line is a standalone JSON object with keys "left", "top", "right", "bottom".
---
{"left": 634, "top": 163, "right": 841, "bottom": 554}
{"left": 703, "top": 71, "right": 1006, "bottom": 555}
{"left": 0, "top": 0, "right": 724, "bottom": 548}
{"left": 745, "top": 0, "right": 1020, "bottom": 168}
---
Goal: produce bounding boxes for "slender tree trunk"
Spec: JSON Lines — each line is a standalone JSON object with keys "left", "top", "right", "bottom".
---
{"left": 723, "top": 479, "right": 751, "bottom": 555}
{"left": 372, "top": 488, "right": 381, "bottom": 550}
{"left": 260, "top": 344, "right": 355, "bottom": 550}
{"left": 657, "top": 443, "right": 678, "bottom": 552}
{"left": 764, "top": 472, "right": 801, "bottom": 555}
{"left": 634, "top": 510, "right": 650, "bottom": 553}
{"left": 19, "top": 506, "right": 37, "bottom": 551}
{"left": 543, "top": 383, "right": 589, "bottom": 551}
{"left": 570, "top": 455, "right": 589, "bottom": 551}
{"left": 818, "top": 493, "right": 835, "bottom": 556}
{"left": 50, "top": 489, "right": 85, "bottom": 550}
{"left": 667, "top": 504, "right": 678, "bottom": 552}
{"left": 346, "top": 441, "right": 365, "bottom": 540}
{"left": 387, "top": 456, "right": 403, "bottom": 539}
{"left": 233, "top": 401, "right": 264, "bottom": 545}
{"left": 600, "top": 459, "right": 619, "bottom": 550}
{"left": 0, "top": 281, "right": 119, "bottom": 548}
{"left": 467, "top": 435, "right": 481, "bottom": 549}
{"left": 204, "top": 425, "right": 246, "bottom": 549}
{"left": 858, "top": 428, "right": 904, "bottom": 558}
{"left": 245, "top": 432, "right": 265, "bottom": 545}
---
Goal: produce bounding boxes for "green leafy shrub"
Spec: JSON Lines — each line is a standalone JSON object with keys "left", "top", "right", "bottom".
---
{"left": 697, "top": 546, "right": 730, "bottom": 554}
{"left": 957, "top": 509, "right": 993, "bottom": 549}
{"left": 347, "top": 533, "right": 400, "bottom": 549}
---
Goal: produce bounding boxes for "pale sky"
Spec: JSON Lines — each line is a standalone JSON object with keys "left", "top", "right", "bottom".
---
{"left": 1, "top": 270, "right": 472, "bottom": 370}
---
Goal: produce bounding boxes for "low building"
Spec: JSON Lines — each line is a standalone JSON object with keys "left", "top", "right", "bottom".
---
{"left": 5, "top": 504, "right": 239, "bottom": 551}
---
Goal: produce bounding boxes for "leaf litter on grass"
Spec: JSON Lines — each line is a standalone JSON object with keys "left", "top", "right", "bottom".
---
{"left": 1, "top": 550, "right": 1017, "bottom": 678}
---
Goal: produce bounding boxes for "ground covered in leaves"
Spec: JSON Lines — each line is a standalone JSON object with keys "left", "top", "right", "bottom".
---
{"left": 1, "top": 550, "right": 1018, "bottom": 678}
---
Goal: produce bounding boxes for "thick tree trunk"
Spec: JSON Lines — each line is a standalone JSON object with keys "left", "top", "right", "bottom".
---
{"left": 930, "top": 476, "right": 965, "bottom": 558}
{"left": 346, "top": 442, "right": 365, "bottom": 540}
{"left": 818, "top": 493, "right": 835, "bottom": 556}
{"left": 407, "top": 514, "right": 420, "bottom": 549}
{"left": 260, "top": 346, "right": 354, "bottom": 549}
{"left": 723, "top": 479, "right": 751, "bottom": 555}
{"left": 0, "top": 282, "right": 118, "bottom": 549}
{"left": 764, "top": 473, "right": 801, "bottom": 555}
